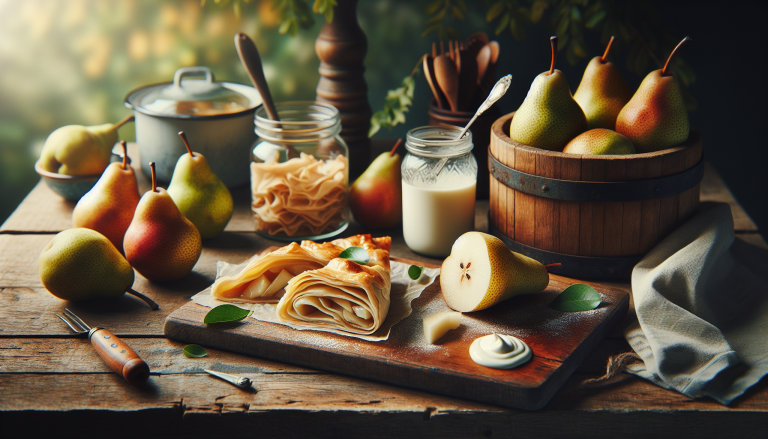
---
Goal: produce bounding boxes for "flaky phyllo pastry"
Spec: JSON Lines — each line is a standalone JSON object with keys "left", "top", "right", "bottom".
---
{"left": 276, "top": 235, "right": 391, "bottom": 335}
{"left": 211, "top": 234, "right": 391, "bottom": 326}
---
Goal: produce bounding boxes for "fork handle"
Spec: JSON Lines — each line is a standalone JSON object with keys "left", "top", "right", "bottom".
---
{"left": 90, "top": 329, "right": 150, "bottom": 385}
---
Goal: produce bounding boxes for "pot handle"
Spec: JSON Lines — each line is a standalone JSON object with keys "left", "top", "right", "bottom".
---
{"left": 173, "top": 67, "right": 214, "bottom": 88}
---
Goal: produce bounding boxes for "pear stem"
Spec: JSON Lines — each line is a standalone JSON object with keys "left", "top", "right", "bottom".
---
{"left": 178, "top": 131, "right": 195, "bottom": 157}
{"left": 544, "top": 263, "right": 562, "bottom": 271}
{"left": 127, "top": 288, "right": 160, "bottom": 310}
{"left": 149, "top": 162, "right": 157, "bottom": 192}
{"left": 548, "top": 36, "right": 558, "bottom": 75}
{"left": 661, "top": 35, "right": 691, "bottom": 77}
{"left": 113, "top": 114, "right": 135, "bottom": 130}
{"left": 120, "top": 141, "right": 128, "bottom": 170}
{"left": 601, "top": 36, "right": 615, "bottom": 63}
{"left": 389, "top": 139, "right": 403, "bottom": 157}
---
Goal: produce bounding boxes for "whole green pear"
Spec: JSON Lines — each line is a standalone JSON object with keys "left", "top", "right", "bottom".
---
{"left": 39, "top": 228, "right": 135, "bottom": 301}
{"left": 509, "top": 37, "right": 587, "bottom": 151}
{"left": 167, "top": 132, "right": 233, "bottom": 239}
{"left": 573, "top": 37, "right": 633, "bottom": 130}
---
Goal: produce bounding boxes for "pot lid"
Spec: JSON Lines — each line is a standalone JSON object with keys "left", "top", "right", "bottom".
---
{"left": 128, "top": 67, "right": 258, "bottom": 117}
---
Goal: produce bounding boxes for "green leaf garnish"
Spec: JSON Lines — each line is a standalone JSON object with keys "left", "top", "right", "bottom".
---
{"left": 549, "top": 284, "right": 601, "bottom": 312}
{"left": 204, "top": 304, "right": 254, "bottom": 324}
{"left": 183, "top": 344, "right": 207, "bottom": 358}
{"left": 408, "top": 265, "right": 425, "bottom": 280}
{"left": 339, "top": 246, "right": 369, "bottom": 265}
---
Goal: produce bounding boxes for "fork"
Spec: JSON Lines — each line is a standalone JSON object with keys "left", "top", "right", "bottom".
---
{"left": 56, "top": 308, "right": 150, "bottom": 385}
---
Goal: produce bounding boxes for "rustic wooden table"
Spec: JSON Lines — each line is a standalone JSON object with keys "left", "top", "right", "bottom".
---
{"left": 1, "top": 143, "right": 766, "bottom": 438}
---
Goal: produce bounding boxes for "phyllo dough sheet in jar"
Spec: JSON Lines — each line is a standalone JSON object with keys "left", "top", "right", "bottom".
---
{"left": 251, "top": 153, "right": 347, "bottom": 238}
{"left": 276, "top": 235, "right": 392, "bottom": 335}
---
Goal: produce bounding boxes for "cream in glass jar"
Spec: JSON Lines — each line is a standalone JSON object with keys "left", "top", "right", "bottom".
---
{"left": 401, "top": 126, "right": 477, "bottom": 257}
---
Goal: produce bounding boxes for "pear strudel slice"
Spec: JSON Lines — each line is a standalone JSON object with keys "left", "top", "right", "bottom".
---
{"left": 275, "top": 235, "right": 392, "bottom": 335}
{"left": 210, "top": 235, "right": 389, "bottom": 305}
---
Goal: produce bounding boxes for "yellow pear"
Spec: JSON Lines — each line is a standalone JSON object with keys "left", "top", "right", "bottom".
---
{"left": 509, "top": 36, "right": 587, "bottom": 151}
{"left": 563, "top": 129, "right": 636, "bottom": 155}
{"left": 39, "top": 115, "right": 133, "bottom": 175}
{"left": 573, "top": 37, "right": 633, "bottom": 130}
{"left": 39, "top": 228, "right": 134, "bottom": 302}
{"left": 440, "top": 232, "right": 549, "bottom": 312}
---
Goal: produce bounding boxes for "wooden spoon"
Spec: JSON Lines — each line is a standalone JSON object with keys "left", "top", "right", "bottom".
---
{"left": 476, "top": 44, "right": 491, "bottom": 85}
{"left": 433, "top": 54, "right": 460, "bottom": 112}
{"left": 423, "top": 54, "right": 445, "bottom": 109}
{"left": 234, "top": 32, "right": 279, "bottom": 121}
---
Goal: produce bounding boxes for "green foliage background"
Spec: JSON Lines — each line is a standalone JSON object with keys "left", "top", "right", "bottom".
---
{"left": 0, "top": 0, "right": 765, "bottom": 237}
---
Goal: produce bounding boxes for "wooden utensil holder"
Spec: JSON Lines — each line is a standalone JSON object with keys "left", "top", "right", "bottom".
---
{"left": 489, "top": 112, "right": 703, "bottom": 278}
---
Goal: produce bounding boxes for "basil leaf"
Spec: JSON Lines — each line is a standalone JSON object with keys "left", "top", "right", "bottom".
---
{"left": 339, "top": 246, "right": 369, "bottom": 265}
{"left": 183, "top": 344, "right": 207, "bottom": 358}
{"left": 204, "top": 304, "right": 254, "bottom": 324}
{"left": 408, "top": 265, "right": 425, "bottom": 280}
{"left": 549, "top": 284, "right": 601, "bottom": 312}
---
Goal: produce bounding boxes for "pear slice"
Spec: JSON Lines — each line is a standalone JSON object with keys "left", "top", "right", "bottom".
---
{"left": 243, "top": 274, "right": 271, "bottom": 299}
{"left": 423, "top": 311, "right": 462, "bottom": 344}
{"left": 263, "top": 269, "right": 293, "bottom": 297}
{"left": 440, "top": 232, "right": 549, "bottom": 312}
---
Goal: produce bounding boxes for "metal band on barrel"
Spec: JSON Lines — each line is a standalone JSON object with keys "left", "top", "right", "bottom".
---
{"left": 488, "top": 152, "right": 704, "bottom": 203}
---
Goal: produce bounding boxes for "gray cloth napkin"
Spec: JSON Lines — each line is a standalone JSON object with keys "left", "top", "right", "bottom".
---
{"left": 624, "top": 202, "right": 768, "bottom": 404}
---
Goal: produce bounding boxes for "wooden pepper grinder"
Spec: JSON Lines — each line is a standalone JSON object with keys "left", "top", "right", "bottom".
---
{"left": 315, "top": 0, "right": 371, "bottom": 180}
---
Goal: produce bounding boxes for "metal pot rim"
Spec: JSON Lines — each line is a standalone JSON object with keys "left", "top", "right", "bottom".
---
{"left": 123, "top": 81, "right": 262, "bottom": 121}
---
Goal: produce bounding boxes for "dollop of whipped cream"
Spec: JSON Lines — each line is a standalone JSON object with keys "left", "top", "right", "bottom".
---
{"left": 469, "top": 333, "right": 532, "bottom": 370}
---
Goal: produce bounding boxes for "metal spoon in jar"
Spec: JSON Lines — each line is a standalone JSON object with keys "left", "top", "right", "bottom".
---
{"left": 431, "top": 75, "right": 513, "bottom": 179}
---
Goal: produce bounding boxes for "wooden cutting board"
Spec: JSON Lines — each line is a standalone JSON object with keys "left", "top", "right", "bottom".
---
{"left": 164, "top": 255, "right": 628, "bottom": 410}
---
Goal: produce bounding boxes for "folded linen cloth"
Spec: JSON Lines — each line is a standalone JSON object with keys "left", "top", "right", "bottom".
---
{"left": 624, "top": 202, "right": 768, "bottom": 404}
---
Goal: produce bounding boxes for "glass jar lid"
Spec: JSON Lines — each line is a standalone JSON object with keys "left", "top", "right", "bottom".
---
{"left": 124, "top": 67, "right": 261, "bottom": 117}
{"left": 405, "top": 126, "right": 473, "bottom": 158}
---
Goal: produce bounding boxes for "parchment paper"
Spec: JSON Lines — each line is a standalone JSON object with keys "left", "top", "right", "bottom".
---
{"left": 192, "top": 258, "right": 440, "bottom": 342}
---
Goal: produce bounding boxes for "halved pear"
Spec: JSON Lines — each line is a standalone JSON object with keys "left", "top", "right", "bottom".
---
{"left": 440, "top": 232, "right": 549, "bottom": 312}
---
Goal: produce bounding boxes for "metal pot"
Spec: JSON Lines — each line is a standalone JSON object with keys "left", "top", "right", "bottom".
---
{"left": 124, "top": 66, "right": 262, "bottom": 188}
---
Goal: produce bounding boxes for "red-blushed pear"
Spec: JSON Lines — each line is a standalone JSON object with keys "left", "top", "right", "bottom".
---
{"left": 573, "top": 37, "right": 633, "bottom": 130}
{"left": 124, "top": 162, "right": 202, "bottom": 282}
{"left": 616, "top": 36, "right": 691, "bottom": 152}
{"left": 349, "top": 139, "right": 403, "bottom": 229}
{"left": 508, "top": 36, "right": 587, "bottom": 151}
{"left": 72, "top": 141, "right": 140, "bottom": 253}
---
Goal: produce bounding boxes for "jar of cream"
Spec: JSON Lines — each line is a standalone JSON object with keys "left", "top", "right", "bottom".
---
{"left": 401, "top": 126, "right": 477, "bottom": 257}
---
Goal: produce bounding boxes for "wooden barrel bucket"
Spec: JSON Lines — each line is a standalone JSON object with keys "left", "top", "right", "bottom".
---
{"left": 489, "top": 112, "right": 703, "bottom": 278}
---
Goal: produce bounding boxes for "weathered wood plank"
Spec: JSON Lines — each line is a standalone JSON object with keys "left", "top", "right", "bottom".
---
{"left": 534, "top": 152, "right": 557, "bottom": 251}
{"left": 1, "top": 371, "right": 765, "bottom": 415}
{"left": 556, "top": 154, "right": 581, "bottom": 255}
{"left": 602, "top": 159, "right": 626, "bottom": 257}
{"left": 0, "top": 336, "right": 633, "bottom": 376}
{"left": 514, "top": 147, "right": 536, "bottom": 247}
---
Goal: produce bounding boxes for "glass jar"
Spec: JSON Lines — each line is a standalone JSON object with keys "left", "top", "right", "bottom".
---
{"left": 251, "top": 101, "right": 349, "bottom": 241}
{"left": 402, "top": 126, "right": 477, "bottom": 257}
